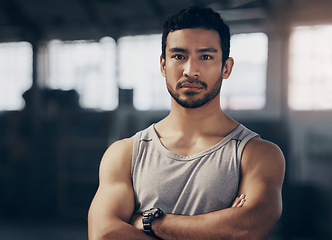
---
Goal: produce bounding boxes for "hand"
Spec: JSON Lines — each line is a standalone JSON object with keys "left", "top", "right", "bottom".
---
{"left": 130, "top": 214, "right": 161, "bottom": 240}
{"left": 231, "top": 194, "right": 246, "bottom": 208}
{"left": 130, "top": 213, "right": 144, "bottom": 231}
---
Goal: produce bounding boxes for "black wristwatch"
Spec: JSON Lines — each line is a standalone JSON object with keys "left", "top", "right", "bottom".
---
{"left": 142, "top": 207, "right": 164, "bottom": 237}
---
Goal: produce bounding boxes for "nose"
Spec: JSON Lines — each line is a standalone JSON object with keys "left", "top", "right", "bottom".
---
{"left": 183, "top": 58, "right": 199, "bottom": 78}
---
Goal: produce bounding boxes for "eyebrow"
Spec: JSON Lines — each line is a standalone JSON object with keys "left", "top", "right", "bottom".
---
{"left": 169, "top": 47, "right": 188, "bottom": 53}
{"left": 197, "top": 48, "right": 218, "bottom": 53}
{"left": 168, "top": 47, "right": 218, "bottom": 53}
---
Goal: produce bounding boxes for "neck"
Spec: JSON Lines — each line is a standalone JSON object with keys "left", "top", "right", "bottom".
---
{"left": 164, "top": 96, "right": 230, "bottom": 135}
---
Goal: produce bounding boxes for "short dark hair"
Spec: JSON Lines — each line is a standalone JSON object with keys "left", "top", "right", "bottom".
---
{"left": 161, "top": 6, "right": 230, "bottom": 65}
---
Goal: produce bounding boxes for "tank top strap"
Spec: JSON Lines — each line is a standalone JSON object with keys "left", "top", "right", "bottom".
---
{"left": 235, "top": 125, "right": 259, "bottom": 161}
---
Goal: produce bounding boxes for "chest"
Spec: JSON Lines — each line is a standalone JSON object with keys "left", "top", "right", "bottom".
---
{"left": 159, "top": 135, "right": 224, "bottom": 157}
{"left": 132, "top": 143, "right": 241, "bottom": 215}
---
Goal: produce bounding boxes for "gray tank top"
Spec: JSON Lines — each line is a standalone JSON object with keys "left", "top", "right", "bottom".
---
{"left": 131, "top": 124, "right": 258, "bottom": 216}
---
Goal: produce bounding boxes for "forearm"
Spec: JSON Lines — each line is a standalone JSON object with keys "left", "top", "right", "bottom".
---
{"left": 153, "top": 207, "right": 270, "bottom": 240}
{"left": 131, "top": 194, "right": 267, "bottom": 240}
{"left": 89, "top": 218, "right": 156, "bottom": 240}
{"left": 151, "top": 164, "right": 284, "bottom": 240}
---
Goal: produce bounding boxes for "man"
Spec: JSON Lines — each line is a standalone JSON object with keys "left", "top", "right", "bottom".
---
{"left": 88, "top": 6, "right": 285, "bottom": 240}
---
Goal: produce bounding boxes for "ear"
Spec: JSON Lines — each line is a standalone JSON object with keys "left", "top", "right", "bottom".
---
{"left": 160, "top": 55, "right": 166, "bottom": 77}
{"left": 222, "top": 57, "right": 234, "bottom": 79}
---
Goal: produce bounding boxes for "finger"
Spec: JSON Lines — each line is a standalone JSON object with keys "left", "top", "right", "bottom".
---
{"left": 231, "top": 194, "right": 246, "bottom": 208}
{"left": 237, "top": 198, "right": 246, "bottom": 207}
{"left": 231, "top": 194, "right": 243, "bottom": 207}
{"left": 231, "top": 197, "right": 240, "bottom": 208}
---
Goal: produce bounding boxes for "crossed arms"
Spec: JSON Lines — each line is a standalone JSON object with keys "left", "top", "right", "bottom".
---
{"left": 88, "top": 136, "right": 285, "bottom": 240}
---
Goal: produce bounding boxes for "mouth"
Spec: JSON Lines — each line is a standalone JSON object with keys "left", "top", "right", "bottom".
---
{"left": 180, "top": 82, "right": 205, "bottom": 90}
{"left": 178, "top": 77, "right": 208, "bottom": 91}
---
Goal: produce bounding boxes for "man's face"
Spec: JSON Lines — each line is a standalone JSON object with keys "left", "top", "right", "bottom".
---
{"left": 160, "top": 28, "right": 232, "bottom": 109}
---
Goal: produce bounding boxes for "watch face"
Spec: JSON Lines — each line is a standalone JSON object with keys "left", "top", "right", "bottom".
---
{"left": 143, "top": 208, "right": 163, "bottom": 219}
{"left": 154, "top": 210, "right": 162, "bottom": 218}
{"left": 143, "top": 211, "right": 151, "bottom": 217}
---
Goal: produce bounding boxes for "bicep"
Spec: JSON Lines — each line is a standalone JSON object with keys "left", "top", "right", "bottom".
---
{"left": 89, "top": 180, "right": 135, "bottom": 224}
{"left": 88, "top": 139, "right": 135, "bottom": 237}
{"left": 238, "top": 138, "right": 285, "bottom": 225}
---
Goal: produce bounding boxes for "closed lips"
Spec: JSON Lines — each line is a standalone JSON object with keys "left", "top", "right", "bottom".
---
{"left": 180, "top": 83, "right": 204, "bottom": 88}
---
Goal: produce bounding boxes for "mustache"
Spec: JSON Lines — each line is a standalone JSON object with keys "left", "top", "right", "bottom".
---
{"left": 176, "top": 77, "right": 208, "bottom": 89}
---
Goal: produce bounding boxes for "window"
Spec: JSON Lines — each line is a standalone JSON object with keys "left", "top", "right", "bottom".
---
{"left": 118, "top": 34, "right": 169, "bottom": 110}
{"left": 0, "top": 34, "right": 268, "bottom": 112}
{"left": 221, "top": 32, "right": 268, "bottom": 110}
{"left": 289, "top": 25, "right": 332, "bottom": 110}
{"left": 48, "top": 37, "right": 118, "bottom": 110}
{"left": 0, "top": 42, "right": 32, "bottom": 111}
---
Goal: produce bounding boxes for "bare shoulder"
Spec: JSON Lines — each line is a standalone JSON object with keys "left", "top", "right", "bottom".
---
{"left": 241, "top": 137, "right": 285, "bottom": 181}
{"left": 99, "top": 137, "right": 134, "bottom": 183}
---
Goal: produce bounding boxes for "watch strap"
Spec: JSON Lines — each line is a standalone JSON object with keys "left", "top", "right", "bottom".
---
{"left": 142, "top": 208, "right": 163, "bottom": 237}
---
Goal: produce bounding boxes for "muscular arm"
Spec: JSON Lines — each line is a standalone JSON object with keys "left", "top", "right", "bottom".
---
{"left": 134, "top": 138, "right": 285, "bottom": 240}
{"left": 88, "top": 138, "right": 155, "bottom": 240}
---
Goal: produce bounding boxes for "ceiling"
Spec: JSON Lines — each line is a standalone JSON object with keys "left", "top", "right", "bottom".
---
{"left": 0, "top": 0, "right": 279, "bottom": 43}
{"left": 1, "top": 0, "right": 332, "bottom": 43}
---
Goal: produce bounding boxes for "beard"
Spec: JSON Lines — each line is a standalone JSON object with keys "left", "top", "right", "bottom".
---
{"left": 166, "top": 75, "right": 223, "bottom": 109}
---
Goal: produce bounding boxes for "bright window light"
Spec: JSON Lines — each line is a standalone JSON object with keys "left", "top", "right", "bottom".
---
{"left": 48, "top": 37, "right": 118, "bottom": 110}
{"left": 289, "top": 25, "right": 332, "bottom": 110}
{"left": 0, "top": 42, "right": 32, "bottom": 111}
{"left": 118, "top": 34, "right": 170, "bottom": 110}
{"left": 221, "top": 32, "right": 268, "bottom": 110}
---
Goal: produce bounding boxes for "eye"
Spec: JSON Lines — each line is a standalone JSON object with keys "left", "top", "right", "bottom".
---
{"left": 201, "top": 55, "right": 213, "bottom": 60}
{"left": 172, "top": 54, "right": 185, "bottom": 60}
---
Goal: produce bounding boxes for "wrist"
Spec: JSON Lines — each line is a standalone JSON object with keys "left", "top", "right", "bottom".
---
{"left": 150, "top": 213, "right": 166, "bottom": 237}
{"left": 142, "top": 208, "right": 164, "bottom": 238}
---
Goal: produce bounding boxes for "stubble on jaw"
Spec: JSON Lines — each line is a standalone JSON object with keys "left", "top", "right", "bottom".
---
{"left": 166, "top": 76, "right": 223, "bottom": 109}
